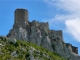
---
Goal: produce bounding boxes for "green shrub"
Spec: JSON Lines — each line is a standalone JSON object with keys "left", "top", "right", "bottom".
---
{"left": 25, "top": 52, "right": 29, "bottom": 58}
{"left": 51, "top": 44, "right": 55, "bottom": 50}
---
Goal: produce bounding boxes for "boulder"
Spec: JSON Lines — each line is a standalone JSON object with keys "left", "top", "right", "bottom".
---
{"left": 11, "top": 51, "right": 18, "bottom": 57}
{"left": 0, "top": 43, "right": 4, "bottom": 46}
{"left": 8, "top": 38, "right": 16, "bottom": 44}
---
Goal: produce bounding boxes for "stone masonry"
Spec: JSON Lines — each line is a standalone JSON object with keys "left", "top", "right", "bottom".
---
{"left": 7, "top": 8, "right": 80, "bottom": 60}
{"left": 14, "top": 9, "right": 28, "bottom": 29}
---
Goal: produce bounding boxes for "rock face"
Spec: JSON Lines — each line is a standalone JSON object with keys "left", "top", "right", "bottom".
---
{"left": 7, "top": 8, "right": 80, "bottom": 60}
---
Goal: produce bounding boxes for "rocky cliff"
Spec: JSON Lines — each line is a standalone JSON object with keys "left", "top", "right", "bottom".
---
{"left": 7, "top": 8, "right": 80, "bottom": 60}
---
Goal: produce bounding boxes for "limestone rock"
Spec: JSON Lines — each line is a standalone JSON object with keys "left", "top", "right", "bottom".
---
{"left": 8, "top": 38, "right": 16, "bottom": 44}
{"left": 7, "top": 9, "right": 80, "bottom": 60}
{"left": 28, "top": 49, "right": 35, "bottom": 60}
{"left": 21, "top": 48, "right": 26, "bottom": 51}
{"left": 41, "top": 36, "right": 53, "bottom": 51}
{"left": 19, "top": 27, "right": 28, "bottom": 41}
{"left": 0, "top": 43, "right": 4, "bottom": 46}
{"left": 11, "top": 51, "right": 18, "bottom": 57}
{"left": 0, "top": 52, "right": 4, "bottom": 55}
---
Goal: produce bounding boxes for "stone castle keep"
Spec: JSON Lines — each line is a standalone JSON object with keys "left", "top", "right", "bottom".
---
{"left": 14, "top": 9, "right": 28, "bottom": 29}
{"left": 7, "top": 8, "right": 80, "bottom": 60}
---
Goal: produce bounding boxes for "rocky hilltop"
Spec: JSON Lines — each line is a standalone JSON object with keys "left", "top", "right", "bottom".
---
{"left": 7, "top": 8, "right": 80, "bottom": 60}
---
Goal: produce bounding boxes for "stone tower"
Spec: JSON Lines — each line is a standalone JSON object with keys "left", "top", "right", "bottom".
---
{"left": 14, "top": 8, "right": 28, "bottom": 29}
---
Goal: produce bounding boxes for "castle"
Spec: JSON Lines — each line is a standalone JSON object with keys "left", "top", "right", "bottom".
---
{"left": 7, "top": 8, "right": 79, "bottom": 60}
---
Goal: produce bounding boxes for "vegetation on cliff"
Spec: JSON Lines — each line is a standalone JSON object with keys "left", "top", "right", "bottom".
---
{"left": 0, "top": 36, "right": 67, "bottom": 60}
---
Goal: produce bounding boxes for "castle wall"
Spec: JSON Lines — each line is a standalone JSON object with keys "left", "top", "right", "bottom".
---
{"left": 50, "top": 30, "right": 63, "bottom": 39}
{"left": 39, "top": 22, "right": 49, "bottom": 28}
{"left": 55, "top": 30, "right": 63, "bottom": 38}
{"left": 31, "top": 20, "right": 39, "bottom": 26}
{"left": 30, "top": 20, "right": 49, "bottom": 29}
{"left": 72, "top": 46, "right": 78, "bottom": 54}
{"left": 66, "top": 43, "right": 78, "bottom": 54}
{"left": 14, "top": 8, "right": 28, "bottom": 28}
{"left": 66, "top": 43, "right": 72, "bottom": 51}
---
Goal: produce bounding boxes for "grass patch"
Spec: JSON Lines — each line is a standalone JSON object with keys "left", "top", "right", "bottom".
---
{"left": 0, "top": 36, "right": 67, "bottom": 60}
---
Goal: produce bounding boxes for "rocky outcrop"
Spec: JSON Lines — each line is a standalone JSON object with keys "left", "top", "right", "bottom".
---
{"left": 7, "top": 8, "right": 80, "bottom": 60}
{"left": 8, "top": 38, "right": 17, "bottom": 44}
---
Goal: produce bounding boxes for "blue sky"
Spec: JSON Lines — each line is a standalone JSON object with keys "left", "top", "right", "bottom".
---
{"left": 0, "top": 0, "right": 80, "bottom": 55}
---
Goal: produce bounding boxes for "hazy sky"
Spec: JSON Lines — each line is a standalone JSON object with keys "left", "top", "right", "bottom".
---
{"left": 0, "top": 0, "right": 80, "bottom": 55}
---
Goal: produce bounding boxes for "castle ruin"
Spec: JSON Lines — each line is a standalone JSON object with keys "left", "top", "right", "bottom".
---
{"left": 7, "top": 8, "right": 79, "bottom": 59}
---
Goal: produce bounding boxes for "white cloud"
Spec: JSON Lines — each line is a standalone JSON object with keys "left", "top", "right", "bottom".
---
{"left": 43, "top": 0, "right": 80, "bottom": 42}
{"left": 65, "top": 18, "right": 80, "bottom": 42}
{"left": 44, "top": 0, "right": 80, "bottom": 13}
